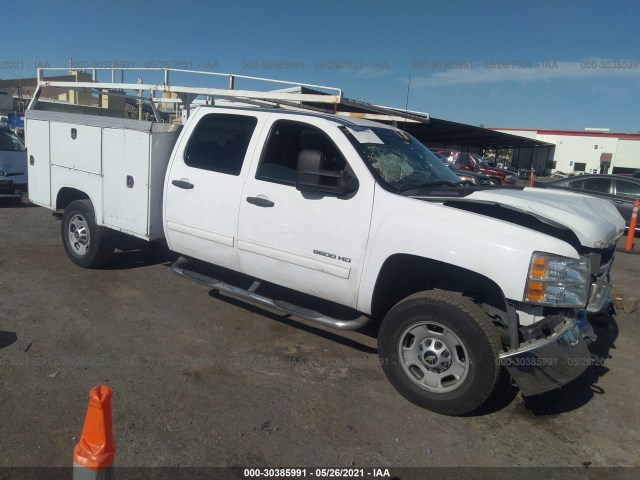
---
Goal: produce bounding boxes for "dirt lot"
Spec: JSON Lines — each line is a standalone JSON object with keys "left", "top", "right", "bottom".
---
{"left": 1, "top": 202, "right": 640, "bottom": 473}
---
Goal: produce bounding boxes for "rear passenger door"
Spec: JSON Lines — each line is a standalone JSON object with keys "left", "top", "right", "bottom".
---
{"left": 164, "top": 111, "right": 263, "bottom": 270}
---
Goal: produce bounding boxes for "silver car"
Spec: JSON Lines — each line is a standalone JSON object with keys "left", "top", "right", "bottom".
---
{"left": 536, "top": 174, "right": 640, "bottom": 232}
{"left": 0, "top": 127, "right": 27, "bottom": 198}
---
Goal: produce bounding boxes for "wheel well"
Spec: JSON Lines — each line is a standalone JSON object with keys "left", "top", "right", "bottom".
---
{"left": 371, "top": 254, "right": 507, "bottom": 321}
{"left": 56, "top": 188, "right": 90, "bottom": 210}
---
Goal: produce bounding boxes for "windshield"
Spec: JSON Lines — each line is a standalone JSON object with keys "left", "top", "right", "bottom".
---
{"left": 433, "top": 152, "right": 461, "bottom": 171}
{"left": 0, "top": 129, "right": 26, "bottom": 152}
{"left": 340, "top": 126, "right": 461, "bottom": 191}
{"left": 472, "top": 155, "right": 494, "bottom": 169}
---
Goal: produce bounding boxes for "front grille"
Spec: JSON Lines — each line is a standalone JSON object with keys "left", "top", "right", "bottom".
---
{"left": 600, "top": 244, "right": 616, "bottom": 268}
{"left": 0, "top": 180, "right": 14, "bottom": 193}
{"left": 587, "top": 244, "right": 617, "bottom": 277}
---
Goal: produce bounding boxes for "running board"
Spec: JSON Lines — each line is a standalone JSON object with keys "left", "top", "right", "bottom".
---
{"left": 171, "top": 257, "right": 369, "bottom": 331}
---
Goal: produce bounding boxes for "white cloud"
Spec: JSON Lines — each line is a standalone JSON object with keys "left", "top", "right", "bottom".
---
{"left": 410, "top": 60, "right": 640, "bottom": 88}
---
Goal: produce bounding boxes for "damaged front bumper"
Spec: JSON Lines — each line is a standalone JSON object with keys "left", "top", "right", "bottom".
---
{"left": 499, "top": 310, "right": 596, "bottom": 396}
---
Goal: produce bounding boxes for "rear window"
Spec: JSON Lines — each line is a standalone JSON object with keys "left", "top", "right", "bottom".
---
{"left": 184, "top": 114, "right": 257, "bottom": 175}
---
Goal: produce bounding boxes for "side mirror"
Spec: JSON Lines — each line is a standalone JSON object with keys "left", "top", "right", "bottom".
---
{"left": 296, "top": 149, "right": 358, "bottom": 196}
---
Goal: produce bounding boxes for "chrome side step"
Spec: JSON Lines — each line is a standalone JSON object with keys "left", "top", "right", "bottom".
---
{"left": 171, "top": 257, "right": 369, "bottom": 331}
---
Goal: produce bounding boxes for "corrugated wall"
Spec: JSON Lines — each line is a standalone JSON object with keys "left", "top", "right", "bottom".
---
{"left": 613, "top": 139, "right": 640, "bottom": 169}
{"left": 537, "top": 134, "right": 618, "bottom": 174}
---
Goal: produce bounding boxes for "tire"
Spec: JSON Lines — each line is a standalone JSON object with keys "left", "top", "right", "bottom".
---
{"left": 61, "top": 199, "right": 114, "bottom": 268}
{"left": 378, "top": 290, "right": 501, "bottom": 416}
{"left": 490, "top": 178, "right": 501, "bottom": 186}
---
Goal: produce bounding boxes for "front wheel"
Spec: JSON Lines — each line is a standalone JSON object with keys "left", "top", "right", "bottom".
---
{"left": 378, "top": 290, "right": 501, "bottom": 415}
{"left": 490, "top": 178, "right": 501, "bottom": 186}
{"left": 61, "top": 199, "right": 114, "bottom": 268}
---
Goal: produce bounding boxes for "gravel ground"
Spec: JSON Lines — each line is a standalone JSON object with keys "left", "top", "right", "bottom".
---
{"left": 1, "top": 202, "right": 639, "bottom": 473}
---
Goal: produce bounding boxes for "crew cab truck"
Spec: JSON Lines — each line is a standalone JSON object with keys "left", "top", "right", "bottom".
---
{"left": 25, "top": 69, "right": 625, "bottom": 415}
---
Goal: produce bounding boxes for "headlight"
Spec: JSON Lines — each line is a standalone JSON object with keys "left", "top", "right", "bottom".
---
{"left": 523, "top": 253, "right": 590, "bottom": 307}
{"left": 458, "top": 175, "right": 478, "bottom": 185}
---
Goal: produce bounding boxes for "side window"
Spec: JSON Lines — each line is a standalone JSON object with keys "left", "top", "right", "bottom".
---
{"left": 568, "top": 179, "right": 585, "bottom": 190}
{"left": 616, "top": 180, "right": 640, "bottom": 198}
{"left": 256, "top": 120, "right": 348, "bottom": 185}
{"left": 581, "top": 177, "right": 612, "bottom": 194}
{"left": 456, "top": 153, "right": 471, "bottom": 167}
{"left": 184, "top": 114, "right": 257, "bottom": 175}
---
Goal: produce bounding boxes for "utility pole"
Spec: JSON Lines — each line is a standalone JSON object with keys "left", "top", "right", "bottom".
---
{"left": 137, "top": 78, "right": 142, "bottom": 120}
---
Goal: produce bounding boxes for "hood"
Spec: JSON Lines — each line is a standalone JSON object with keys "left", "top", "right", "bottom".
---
{"left": 421, "top": 187, "right": 626, "bottom": 248}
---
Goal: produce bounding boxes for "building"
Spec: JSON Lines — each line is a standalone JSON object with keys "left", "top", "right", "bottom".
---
{"left": 493, "top": 128, "right": 640, "bottom": 175}
{"left": 0, "top": 71, "right": 161, "bottom": 122}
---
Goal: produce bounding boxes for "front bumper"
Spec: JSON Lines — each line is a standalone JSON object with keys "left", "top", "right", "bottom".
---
{"left": 499, "top": 310, "right": 596, "bottom": 396}
{"left": 0, "top": 179, "right": 26, "bottom": 197}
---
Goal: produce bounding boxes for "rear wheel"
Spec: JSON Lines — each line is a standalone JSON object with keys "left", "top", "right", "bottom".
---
{"left": 61, "top": 199, "right": 114, "bottom": 268}
{"left": 378, "top": 290, "right": 501, "bottom": 415}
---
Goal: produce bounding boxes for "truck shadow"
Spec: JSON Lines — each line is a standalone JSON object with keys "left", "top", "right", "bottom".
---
{"left": 0, "top": 330, "right": 18, "bottom": 349}
{"left": 0, "top": 197, "right": 33, "bottom": 208}
{"left": 466, "top": 314, "right": 619, "bottom": 416}
{"left": 518, "top": 314, "right": 619, "bottom": 415}
{"left": 465, "top": 368, "right": 520, "bottom": 416}
{"left": 99, "top": 240, "right": 178, "bottom": 270}
{"left": 164, "top": 258, "right": 377, "bottom": 354}
{"left": 207, "top": 290, "right": 377, "bottom": 355}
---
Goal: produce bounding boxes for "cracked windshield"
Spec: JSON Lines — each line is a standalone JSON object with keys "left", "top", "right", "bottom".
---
{"left": 342, "top": 126, "right": 461, "bottom": 191}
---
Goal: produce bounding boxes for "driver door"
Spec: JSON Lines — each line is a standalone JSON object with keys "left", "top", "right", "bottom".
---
{"left": 237, "top": 118, "right": 374, "bottom": 307}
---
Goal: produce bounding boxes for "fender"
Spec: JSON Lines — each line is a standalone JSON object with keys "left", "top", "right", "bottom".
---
{"left": 357, "top": 185, "right": 578, "bottom": 314}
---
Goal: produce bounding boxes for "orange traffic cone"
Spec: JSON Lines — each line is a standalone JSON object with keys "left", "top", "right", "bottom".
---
{"left": 73, "top": 386, "right": 116, "bottom": 480}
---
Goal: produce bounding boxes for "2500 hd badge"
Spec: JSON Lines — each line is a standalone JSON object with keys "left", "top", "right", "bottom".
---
{"left": 313, "top": 249, "right": 352, "bottom": 263}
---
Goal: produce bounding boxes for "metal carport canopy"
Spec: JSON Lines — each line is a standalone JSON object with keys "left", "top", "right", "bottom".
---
{"left": 401, "top": 117, "right": 553, "bottom": 149}
{"left": 298, "top": 92, "right": 552, "bottom": 150}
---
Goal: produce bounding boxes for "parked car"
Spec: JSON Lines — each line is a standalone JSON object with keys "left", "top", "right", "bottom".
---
{"left": 0, "top": 126, "right": 28, "bottom": 198}
{"left": 431, "top": 151, "right": 492, "bottom": 187}
{"left": 432, "top": 149, "right": 517, "bottom": 186}
{"left": 535, "top": 174, "right": 640, "bottom": 232}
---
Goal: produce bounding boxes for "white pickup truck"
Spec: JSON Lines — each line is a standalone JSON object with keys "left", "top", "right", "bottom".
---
{"left": 25, "top": 72, "right": 625, "bottom": 415}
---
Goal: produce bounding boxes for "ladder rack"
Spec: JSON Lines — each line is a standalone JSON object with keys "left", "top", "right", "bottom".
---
{"left": 27, "top": 67, "right": 430, "bottom": 124}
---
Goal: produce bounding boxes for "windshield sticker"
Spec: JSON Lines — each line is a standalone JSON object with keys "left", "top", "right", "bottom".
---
{"left": 346, "top": 126, "right": 384, "bottom": 144}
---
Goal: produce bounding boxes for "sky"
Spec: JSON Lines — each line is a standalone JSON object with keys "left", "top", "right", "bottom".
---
{"left": 3, "top": 0, "right": 640, "bottom": 132}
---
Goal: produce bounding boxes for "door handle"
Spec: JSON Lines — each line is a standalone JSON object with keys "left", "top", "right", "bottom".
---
{"left": 246, "top": 196, "right": 275, "bottom": 207}
{"left": 172, "top": 179, "right": 194, "bottom": 190}
{"left": 613, "top": 199, "right": 624, "bottom": 204}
